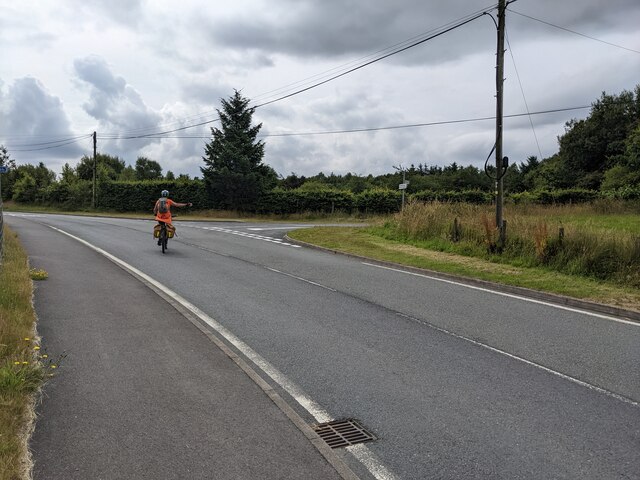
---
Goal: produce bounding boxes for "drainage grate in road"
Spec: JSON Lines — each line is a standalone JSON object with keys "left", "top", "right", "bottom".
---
{"left": 313, "top": 419, "right": 376, "bottom": 448}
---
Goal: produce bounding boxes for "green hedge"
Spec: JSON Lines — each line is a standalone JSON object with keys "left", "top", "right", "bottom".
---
{"left": 257, "top": 188, "right": 355, "bottom": 214}
{"left": 411, "top": 189, "right": 493, "bottom": 204}
{"left": 510, "top": 189, "right": 600, "bottom": 204}
{"left": 601, "top": 186, "right": 640, "bottom": 200}
{"left": 97, "top": 180, "right": 208, "bottom": 212}
{"left": 23, "top": 180, "right": 640, "bottom": 213}
{"left": 355, "top": 188, "right": 402, "bottom": 213}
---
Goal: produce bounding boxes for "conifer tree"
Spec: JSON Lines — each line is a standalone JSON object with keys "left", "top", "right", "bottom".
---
{"left": 201, "top": 90, "right": 276, "bottom": 210}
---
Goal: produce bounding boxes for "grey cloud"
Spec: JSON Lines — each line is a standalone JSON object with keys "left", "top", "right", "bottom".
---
{"left": 207, "top": 0, "right": 640, "bottom": 65}
{"left": 67, "top": 0, "right": 145, "bottom": 27}
{"left": 74, "top": 55, "right": 161, "bottom": 132}
{"left": 181, "top": 82, "right": 232, "bottom": 106}
{"left": 0, "top": 77, "right": 83, "bottom": 164}
{"left": 74, "top": 56, "right": 126, "bottom": 97}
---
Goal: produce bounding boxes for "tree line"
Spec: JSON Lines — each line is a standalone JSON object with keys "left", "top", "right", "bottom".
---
{"left": 1, "top": 85, "right": 639, "bottom": 212}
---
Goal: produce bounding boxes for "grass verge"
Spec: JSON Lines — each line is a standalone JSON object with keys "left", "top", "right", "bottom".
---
{"left": 0, "top": 227, "right": 41, "bottom": 480}
{"left": 288, "top": 226, "right": 640, "bottom": 313}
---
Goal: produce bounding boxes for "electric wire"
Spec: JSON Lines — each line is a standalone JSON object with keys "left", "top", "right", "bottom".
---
{"left": 8, "top": 134, "right": 93, "bottom": 152}
{"left": 123, "top": 105, "right": 598, "bottom": 140}
{"left": 249, "top": 3, "right": 498, "bottom": 104}
{"left": 508, "top": 9, "right": 640, "bottom": 54}
{"left": 95, "top": 5, "right": 498, "bottom": 140}
{"left": 505, "top": 29, "right": 543, "bottom": 160}
{"left": 4, "top": 134, "right": 93, "bottom": 148}
{"left": 252, "top": 11, "right": 490, "bottom": 109}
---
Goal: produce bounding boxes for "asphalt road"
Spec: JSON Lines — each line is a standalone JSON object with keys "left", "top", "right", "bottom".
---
{"left": 8, "top": 213, "right": 640, "bottom": 480}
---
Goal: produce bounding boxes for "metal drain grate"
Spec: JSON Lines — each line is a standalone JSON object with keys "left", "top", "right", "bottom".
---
{"left": 313, "top": 419, "right": 376, "bottom": 448}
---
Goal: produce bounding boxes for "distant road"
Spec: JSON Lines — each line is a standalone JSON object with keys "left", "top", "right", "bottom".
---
{"left": 9, "top": 213, "right": 640, "bottom": 480}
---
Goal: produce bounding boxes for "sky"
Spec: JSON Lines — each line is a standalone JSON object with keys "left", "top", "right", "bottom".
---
{"left": 1, "top": 0, "right": 639, "bottom": 179}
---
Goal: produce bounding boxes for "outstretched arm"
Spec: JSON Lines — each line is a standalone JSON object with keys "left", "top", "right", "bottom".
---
{"left": 174, "top": 202, "right": 193, "bottom": 207}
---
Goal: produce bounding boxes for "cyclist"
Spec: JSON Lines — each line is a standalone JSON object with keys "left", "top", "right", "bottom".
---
{"left": 154, "top": 190, "right": 192, "bottom": 244}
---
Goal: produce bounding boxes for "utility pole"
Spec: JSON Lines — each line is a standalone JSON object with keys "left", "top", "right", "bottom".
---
{"left": 495, "top": 0, "right": 507, "bottom": 247}
{"left": 92, "top": 131, "right": 97, "bottom": 209}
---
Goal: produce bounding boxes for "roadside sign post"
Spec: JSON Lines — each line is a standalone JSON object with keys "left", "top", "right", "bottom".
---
{"left": 398, "top": 168, "right": 409, "bottom": 211}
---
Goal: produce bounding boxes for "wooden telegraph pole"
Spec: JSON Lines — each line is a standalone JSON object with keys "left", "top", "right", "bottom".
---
{"left": 495, "top": 0, "right": 507, "bottom": 247}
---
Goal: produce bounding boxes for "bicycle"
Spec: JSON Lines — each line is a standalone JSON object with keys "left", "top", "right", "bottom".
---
{"left": 154, "top": 222, "right": 175, "bottom": 254}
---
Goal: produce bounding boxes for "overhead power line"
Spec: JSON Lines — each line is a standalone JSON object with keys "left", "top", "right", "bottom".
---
{"left": 97, "top": 4, "right": 498, "bottom": 140}
{"left": 250, "top": 3, "right": 498, "bottom": 105}
{"left": 121, "top": 104, "right": 598, "bottom": 140}
{"left": 508, "top": 9, "right": 640, "bottom": 54}
{"left": 252, "top": 11, "right": 491, "bottom": 109}
{"left": 505, "top": 30, "right": 543, "bottom": 159}
{"left": 7, "top": 134, "right": 93, "bottom": 152}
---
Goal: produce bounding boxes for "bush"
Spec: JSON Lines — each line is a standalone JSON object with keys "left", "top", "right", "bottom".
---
{"left": 411, "top": 189, "right": 492, "bottom": 204}
{"left": 354, "top": 188, "right": 401, "bottom": 213}
{"left": 97, "top": 180, "right": 208, "bottom": 212}
{"left": 509, "top": 189, "right": 598, "bottom": 204}
{"left": 257, "top": 188, "right": 354, "bottom": 214}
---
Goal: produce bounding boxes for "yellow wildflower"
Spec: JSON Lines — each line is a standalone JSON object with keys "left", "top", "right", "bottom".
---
{"left": 14, "top": 361, "right": 20, "bottom": 365}
{"left": 24, "top": 337, "right": 30, "bottom": 341}
{"left": 34, "top": 346, "right": 41, "bottom": 351}
{"left": 22, "top": 361, "right": 28, "bottom": 365}
{"left": 42, "top": 354, "right": 49, "bottom": 358}
{"left": 50, "top": 365, "right": 57, "bottom": 369}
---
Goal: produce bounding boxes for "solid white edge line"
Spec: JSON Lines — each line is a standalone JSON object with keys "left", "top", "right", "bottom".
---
{"left": 363, "top": 262, "right": 639, "bottom": 327}
{"left": 396, "top": 312, "right": 639, "bottom": 408}
{"left": 47, "top": 224, "right": 398, "bottom": 480}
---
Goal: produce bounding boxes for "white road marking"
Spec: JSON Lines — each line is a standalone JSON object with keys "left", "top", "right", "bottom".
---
{"left": 6, "top": 213, "right": 45, "bottom": 218}
{"left": 46, "top": 224, "right": 397, "bottom": 480}
{"left": 395, "top": 312, "right": 639, "bottom": 408}
{"left": 247, "top": 226, "right": 311, "bottom": 231}
{"left": 347, "top": 444, "right": 398, "bottom": 480}
{"left": 180, "top": 224, "right": 301, "bottom": 248}
{"left": 265, "top": 267, "right": 337, "bottom": 292}
{"left": 364, "top": 262, "right": 639, "bottom": 327}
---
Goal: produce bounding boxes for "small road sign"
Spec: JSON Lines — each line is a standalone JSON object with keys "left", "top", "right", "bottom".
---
{"left": 0, "top": 166, "right": 9, "bottom": 174}
{"left": 398, "top": 183, "right": 408, "bottom": 190}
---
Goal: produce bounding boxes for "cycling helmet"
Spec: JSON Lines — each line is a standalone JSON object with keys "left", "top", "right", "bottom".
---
{"left": 161, "top": 190, "right": 169, "bottom": 197}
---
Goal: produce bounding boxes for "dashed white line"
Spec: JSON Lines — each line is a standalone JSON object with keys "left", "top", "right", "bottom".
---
{"left": 266, "top": 267, "right": 337, "bottom": 292}
{"left": 181, "top": 224, "right": 301, "bottom": 248}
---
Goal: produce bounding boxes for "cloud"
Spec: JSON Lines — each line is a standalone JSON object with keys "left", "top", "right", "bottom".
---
{"left": 207, "top": 0, "right": 640, "bottom": 64}
{"left": 73, "top": 55, "right": 164, "bottom": 155}
{"left": 67, "top": 0, "right": 145, "bottom": 27}
{"left": 0, "top": 77, "right": 83, "bottom": 165}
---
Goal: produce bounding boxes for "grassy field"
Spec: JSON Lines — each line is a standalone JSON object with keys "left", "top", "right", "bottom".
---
{"left": 288, "top": 201, "right": 640, "bottom": 313}
{"left": 0, "top": 227, "right": 42, "bottom": 480}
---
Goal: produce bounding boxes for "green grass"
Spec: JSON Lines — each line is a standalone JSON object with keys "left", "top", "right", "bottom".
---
{"left": 0, "top": 227, "right": 42, "bottom": 480}
{"left": 288, "top": 226, "right": 640, "bottom": 312}
{"left": 0, "top": 230, "right": 61, "bottom": 480}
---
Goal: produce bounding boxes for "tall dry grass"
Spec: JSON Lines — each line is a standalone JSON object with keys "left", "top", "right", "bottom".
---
{"left": 383, "top": 200, "right": 640, "bottom": 287}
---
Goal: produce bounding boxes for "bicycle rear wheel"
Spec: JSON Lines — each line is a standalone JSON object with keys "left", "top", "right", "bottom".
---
{"left": 160, "top": 228, "right": 167, "bottom": 254}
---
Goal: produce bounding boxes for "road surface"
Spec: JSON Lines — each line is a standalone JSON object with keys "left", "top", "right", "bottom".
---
{"left": 8, "top": 213, "right": 640, "bottom": 480}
